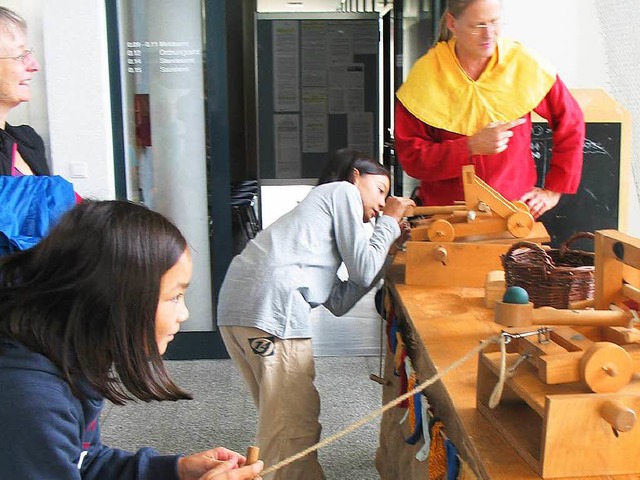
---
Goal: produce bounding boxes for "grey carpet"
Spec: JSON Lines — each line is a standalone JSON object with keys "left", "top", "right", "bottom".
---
{"left": 100, "top": 356, "right": 384, "bottom": 479}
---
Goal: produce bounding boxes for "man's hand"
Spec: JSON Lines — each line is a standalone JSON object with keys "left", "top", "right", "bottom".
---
{"left": 519, "top": 187, "right": 561, "bottom": 219}
{"left": 468, "top": 118, "right": 526, "bottom": 155}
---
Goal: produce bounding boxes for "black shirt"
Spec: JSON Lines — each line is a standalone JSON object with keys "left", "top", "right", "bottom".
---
{"left": 0, "top": 124, "right": 50, "bottom": 176}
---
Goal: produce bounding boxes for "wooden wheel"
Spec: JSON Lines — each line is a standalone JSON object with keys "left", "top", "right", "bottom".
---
{"left": 512, "top": 201, "right": 530, "bottom": 212}
{"left": 580, "top": 342, "right": 633, "bottom": 393}
{"left": 427, "top": 219, "right": 455, "bottom": 242}
{"left": 507, "top": 210, "right": 534, "bottom": 238}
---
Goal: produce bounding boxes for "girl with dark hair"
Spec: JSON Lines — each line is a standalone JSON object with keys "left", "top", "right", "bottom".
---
{"left": 218, "top": 150, "right": 414, "bottom": 479}
{"left": 0, "top": 200, "right": 263, "bottom": 480}
{"left": 317, "top": 148, "right": 391, "bottom": 185}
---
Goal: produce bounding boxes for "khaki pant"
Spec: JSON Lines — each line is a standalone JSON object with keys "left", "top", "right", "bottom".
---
{"left": 220, "top": 326, "right": 326, "bottom": 480}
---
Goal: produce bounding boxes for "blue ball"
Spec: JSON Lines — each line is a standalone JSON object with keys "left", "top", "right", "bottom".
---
{"left": 503, "top": 286, "right": 530, "bottom": 304}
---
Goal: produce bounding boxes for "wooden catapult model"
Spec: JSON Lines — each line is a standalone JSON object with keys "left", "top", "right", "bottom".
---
{"left": 402, "top": 165, "right": 549, "bottom": 288}
{"left": 477, "top": 230, "right": 640, "bottom": 478}
{"left": 406, "top": 165, "right": 540, "bottom": 243}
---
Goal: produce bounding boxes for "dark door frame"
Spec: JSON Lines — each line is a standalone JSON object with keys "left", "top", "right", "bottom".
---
{"left": 104, "top": 0, "right": 232, "bottom": 359}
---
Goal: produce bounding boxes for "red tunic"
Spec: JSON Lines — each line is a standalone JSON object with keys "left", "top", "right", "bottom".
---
{"left": 394, "top": 76, "right": 585, "bottom": 206}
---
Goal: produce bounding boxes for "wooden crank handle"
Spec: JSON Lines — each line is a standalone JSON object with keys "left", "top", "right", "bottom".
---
{"left": 600, "top": 400, "right": 636, "bottom": 432}
{"left": 532, "top": 308, "right": 633, "bottom": 327}
{"left": 246, "top": 446, "right": 260, "bottom": 465}
{"left": 404, "top": 205, "right": 466, "bottom": 217}
{"left": 495, "top": 302, "right": 634, "bottom": 328}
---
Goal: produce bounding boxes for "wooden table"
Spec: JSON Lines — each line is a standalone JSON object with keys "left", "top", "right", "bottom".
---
{"left": 375, "top": 254, "right": 640, "bottom": 480}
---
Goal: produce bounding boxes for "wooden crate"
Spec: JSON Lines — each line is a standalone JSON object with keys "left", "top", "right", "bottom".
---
{"left": 405, "top": 222, "right": 550, "bottom": 288}
{"left": 477, "top": 348, "right": 640, "bottom": 478}
{"left": 405, "top": 241, "right": 510, "bottom": 287}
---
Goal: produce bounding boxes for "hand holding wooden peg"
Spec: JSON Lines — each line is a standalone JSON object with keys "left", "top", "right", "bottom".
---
{"left": 245, "top": 446, "right": 260, "bottom": 479}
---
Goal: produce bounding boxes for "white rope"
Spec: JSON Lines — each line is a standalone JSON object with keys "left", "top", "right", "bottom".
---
{"left": 260, "top": 334, "right": 503, "bottom": 477}
{"left": 488, "top": 334, "right": 507, "bottom": 409}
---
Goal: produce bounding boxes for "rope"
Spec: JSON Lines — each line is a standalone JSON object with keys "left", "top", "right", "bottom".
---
{"left": 260, "top": 334, "right": 503, "bottom": 477}
{"left": 488, "top": 335, "right": 507, "bottom": 408}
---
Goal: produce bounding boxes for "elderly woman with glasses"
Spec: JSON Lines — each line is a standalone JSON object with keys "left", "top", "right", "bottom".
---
{"left": 394, "top": 0, "right": 585, "bottom": 219}
{"left": 0, "top": 6, "right": 47, "bottom": 176}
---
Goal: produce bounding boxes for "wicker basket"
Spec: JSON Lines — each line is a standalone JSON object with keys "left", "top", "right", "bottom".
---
{"left": 501, "top": 232, "right": 595, "bottom": 308}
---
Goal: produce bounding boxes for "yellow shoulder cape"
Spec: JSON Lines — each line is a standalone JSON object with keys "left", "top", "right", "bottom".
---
{"left": 396, "top": 38, "right": 556, "bottom": 136}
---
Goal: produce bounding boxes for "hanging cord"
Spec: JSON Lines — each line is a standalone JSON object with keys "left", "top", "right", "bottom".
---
{"left": 370, "top": 288, "right": 390, "bottom": 385}
{"left": 260, "top": 333, "right": 503, "bottom": 477}
{"left": 375, "top": 313, "right": 386, "bottom": 379}
{"left": 488, "top": 328, "right": 551, "bottom": 408}
{"left": 488, "top": 335, "right": 509, "bottom": 409}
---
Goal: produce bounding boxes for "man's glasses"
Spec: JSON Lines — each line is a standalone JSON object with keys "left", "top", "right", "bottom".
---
{"left": 467, "top": 22, "right": 503, "bottom": 36}
{"left": 0, "top": 48, "right": 35, "bottom": 64}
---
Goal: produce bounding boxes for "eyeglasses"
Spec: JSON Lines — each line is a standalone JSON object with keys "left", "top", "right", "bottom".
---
{"left": 0, "top": 48, "right": 35, "bottom": 64}
{"left": 467, "top": 21, "right": 503, "bottom": 36}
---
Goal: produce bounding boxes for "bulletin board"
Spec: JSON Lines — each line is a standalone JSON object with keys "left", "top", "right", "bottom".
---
{"left": 256, "top": 13, "right": 380, "bottom": 181}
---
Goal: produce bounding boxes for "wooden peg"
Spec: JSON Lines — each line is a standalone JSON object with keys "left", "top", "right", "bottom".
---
{"left": 246, "top": 446, "right": 260, "bottom": 465}
{"left": 433, "top": 246, "right": 448, "bottom": 265}
{"left": 369, "top": 373, "right": 390, "bottom": 386}
{"left": 600, "top": 399, "right": 636, "bottom": 432}
{"left": 494, "top": 301, "right": 633, "bottom": 328}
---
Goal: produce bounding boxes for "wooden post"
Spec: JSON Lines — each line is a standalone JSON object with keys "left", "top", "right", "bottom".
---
{"left": 246, "top": 446, "right": 260, "bottom": 465}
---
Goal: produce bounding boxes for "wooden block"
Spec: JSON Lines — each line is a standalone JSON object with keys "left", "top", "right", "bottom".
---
{"left": 484, "top": 270, "right": 505, "bottom": 308}
{"left": 516, "top": 334, "right": 582, "bottom": 385}
{"left": 549, "top": 327, "right": 594, "bottom": 352}
{"left": 486, "top": 270, "right": 505, "bottom": 284}
{"left": 519, "top": 334, "right": 569, "bottom": 358}
{"left": 410, "top": 226, "right": 430, "bottom": 242}
{"left": 460, "top": 221, "right": 551, "bottom": 244}
{"left": 534, "top": 328, "right": 594, "bottom": 384}
{"left": 405, "top": 242, "right": 510, "bottom": 287}
{"left": 410, "top": 221, "right": 550, "bottom": 244}
{"left": 537, "top": 351, "right": 583, "bottom": 384}
{"left": 478, "top": 350, "right": 640, "bottom": 478}
{"left": 603, "top": 326, "right": 640, "bottom": 344}
{"left": 452, "top": 218, "right": 511, "bottom": 238}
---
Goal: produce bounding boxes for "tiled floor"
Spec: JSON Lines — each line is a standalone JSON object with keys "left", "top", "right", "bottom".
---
{"left": 101, "top": 356, "right": 384, "bottom": 479}
{"left": 101, "top": 286, "right": 387, "bottom": 478}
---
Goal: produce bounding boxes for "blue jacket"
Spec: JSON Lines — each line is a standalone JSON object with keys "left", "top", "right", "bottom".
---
{"left": 0, "top": 175, "right": 76, "bottom": 256}
{"left": 0, "top": 340, "right": 181, "bottom": 479}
